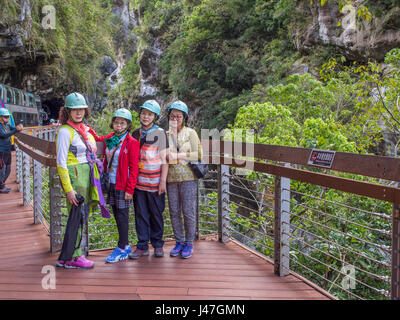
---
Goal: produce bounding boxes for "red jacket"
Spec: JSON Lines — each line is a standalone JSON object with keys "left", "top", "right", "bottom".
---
{"left": 90, "top": 128, "right": 140, "bottom": 195}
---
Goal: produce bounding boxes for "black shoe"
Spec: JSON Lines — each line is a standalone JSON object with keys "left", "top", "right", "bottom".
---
{"left": 154, "top": 247, "right": 164, "bottom": 258}
{"left": 128, "top": 248, "right": 149, "bottom": 259}
{"left": 0, "top": 188, "right": 10, "bottom": 194}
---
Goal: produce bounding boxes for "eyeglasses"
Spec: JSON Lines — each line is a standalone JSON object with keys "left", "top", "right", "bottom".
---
{"left": 169, "top": 115, "right": 183, "bottom": 120}
{"left": 113, "top": 121, "right": 127, "bottom": 126}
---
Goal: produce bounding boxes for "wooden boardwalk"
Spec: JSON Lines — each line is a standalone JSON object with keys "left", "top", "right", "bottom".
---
{"left": 0, "top": 152, "right": 333, "bottom": 300}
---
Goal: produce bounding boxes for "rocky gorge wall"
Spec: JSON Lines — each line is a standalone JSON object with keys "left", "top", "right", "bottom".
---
{"left": 294, "top": 1, "right": 400, "bottom": 61}
{"left": 0, "top": 0, "right": 399, "bottom": 120}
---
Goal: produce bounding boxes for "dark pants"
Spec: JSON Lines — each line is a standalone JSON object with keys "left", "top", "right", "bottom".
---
{"left": 58, "top": 194, "right": 89, "bottom": 261}
{"left": 0, "top": 152, "right": 11, "bottom": 189}
{"left": 112, "top": 206, "right": 130, "bottom": 249}
{"left": 133, "top": 189, "right": 165, "bottom": 250}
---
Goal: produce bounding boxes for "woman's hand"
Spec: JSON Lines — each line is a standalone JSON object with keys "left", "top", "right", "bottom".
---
{"left": 169, "top": 152, "right": 186, "bottom": 162}
{"left": 125, "top": 192, "right": 133, "bottom": 200}
{"left": 158, "top": 180, "right": 166, "bottom": 195}
{"left": 89, "top": 141, "right": 97, "bottom": 154}
{"left": 169, "top": 152, "right": 178, "bottom": 161}
{"left": 66, "top": 190, "right": 79, "bottom": 206}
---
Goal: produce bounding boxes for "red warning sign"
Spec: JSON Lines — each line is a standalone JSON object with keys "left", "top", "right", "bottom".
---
{"left": 307, "top": 149, "right": 336, "bottom": 168}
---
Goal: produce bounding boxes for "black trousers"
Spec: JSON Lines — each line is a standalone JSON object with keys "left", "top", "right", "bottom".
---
{"left": 133, "top": 189, "right": 165, "bottom": 250}
{"left": 0, "top": 152, "right": 11, "bottom": 188}
{"left": 58, "top": 194, "right": 89, "bottom": 261}
{"left": 112, "top": 206, "right": 130, "bottom": 249}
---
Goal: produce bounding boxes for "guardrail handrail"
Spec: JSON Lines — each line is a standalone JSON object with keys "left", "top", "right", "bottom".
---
{"left": 13, "top": 126, "right": 400, "bottom": 300}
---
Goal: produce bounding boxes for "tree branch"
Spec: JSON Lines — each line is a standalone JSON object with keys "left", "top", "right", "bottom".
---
{"left": 376, "top": 83, "right": 400, "bottom": 127}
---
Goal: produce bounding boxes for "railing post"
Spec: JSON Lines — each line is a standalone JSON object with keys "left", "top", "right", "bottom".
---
{"left": 392, "top": 203, "right": 400, "bottom": 300}
{"left": 33, "top": 130, "right": 43, "bottom": 225}
{"left": 22, "top": 152, "right": 30, "bottom": 206}
{"left": 82, "top": 216, "right": 89, "bottom": 256}
{"left": 15, "top": 145, "right": 20, "bottom": 184}
{"left": 274, "top": 164, "right": 290, "bottom": 276}
{"left": 218, "top": 164, "right": 230, "bottom": 243}
{"left": 33, "top": 159, "right": 43, "bottom": 225}
{"left": 49, "top": 166, "right": 62, "bottom": 253}
{"left": 16, "top": 148, "right": 23, "bottom": 191}
{"left": 195, "top": 180, "right": 200, "bottom": 241}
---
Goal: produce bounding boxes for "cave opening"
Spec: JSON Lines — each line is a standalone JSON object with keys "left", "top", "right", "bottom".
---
{"left": 41, "top": 97, "right": 64, "bottom": 124}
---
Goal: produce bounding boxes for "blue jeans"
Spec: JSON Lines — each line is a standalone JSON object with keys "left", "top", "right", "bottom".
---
{"left": 0, "top": 152, "right": 11, "bottom": 188}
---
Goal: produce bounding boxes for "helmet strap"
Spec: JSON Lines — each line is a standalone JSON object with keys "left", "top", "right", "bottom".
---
{"left": 114, "top": 129, "right": 127, "bottom": 136}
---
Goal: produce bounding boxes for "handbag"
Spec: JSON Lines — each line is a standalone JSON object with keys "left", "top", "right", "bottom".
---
{"left": 100, "top": 171, "right": 110, "bottom": 194}
{"left": 188, "top": 160, "right": 209, "bottom": 179}
{"left": 101, "top": 142, "right": 120, "bottom": 194}
{"left": 170, "top": 133, "right": 209, "bottom": 179}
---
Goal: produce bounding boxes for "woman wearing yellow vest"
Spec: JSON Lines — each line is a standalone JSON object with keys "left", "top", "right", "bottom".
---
{"left": 55, "top": 92, "right": 97, "bottom": 269}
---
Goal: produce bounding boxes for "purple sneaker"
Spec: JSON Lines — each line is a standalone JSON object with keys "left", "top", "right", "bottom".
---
{"left": 170, "top": 242, "right": 184, "bottom": 257}
{"left": 65, "top": 255, "right": 94, "bottom": 269}
{"left": 181, "top": 243, "right": 194, "bottom": 259}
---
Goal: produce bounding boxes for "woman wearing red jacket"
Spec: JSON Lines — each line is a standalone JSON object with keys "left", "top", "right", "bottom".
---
{"left": 89, "top": 108, "right": 139, "bottom": 263}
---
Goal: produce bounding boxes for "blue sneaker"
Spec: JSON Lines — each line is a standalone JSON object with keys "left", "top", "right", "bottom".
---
{"left": 105, "top": 247, "right": 128, "bottom": 263}
{"left": 170, "top": 242, "right": 184, "bottom": 257}
{"left": 125, "top": 245, "right": 132, "bottom": 255}
{"left": 181, "top": 243, "right": 193, "bottom": 259}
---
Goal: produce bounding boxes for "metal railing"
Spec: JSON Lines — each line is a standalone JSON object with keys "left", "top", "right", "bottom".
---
{"left": 13, "top": 127, "right": 400, "bottom": 300}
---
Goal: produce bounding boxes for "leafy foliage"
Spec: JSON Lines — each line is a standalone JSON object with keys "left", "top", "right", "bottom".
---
{"left": 8, "top": 0, "right": 115, "bottom": 93}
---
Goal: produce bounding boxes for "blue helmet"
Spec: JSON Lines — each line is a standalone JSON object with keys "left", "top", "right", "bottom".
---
{"left": 140, "top": 100, "right": 161, "bottom": 116}
{"left": 113, "top": 108, "right": 132, "bottom": 122}
{"left": 65, "top": 92, "right": 88, "bottom": 109}
{"left": 168, "top": 100, "right": 188, "bottom": 116}
{"left": 0, "top": 108, "right": 11, "bottom": 117}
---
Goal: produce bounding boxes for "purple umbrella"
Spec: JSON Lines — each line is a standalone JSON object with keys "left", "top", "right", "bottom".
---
{"left": 86, "top": 146, "right": 111, "bottom": 218}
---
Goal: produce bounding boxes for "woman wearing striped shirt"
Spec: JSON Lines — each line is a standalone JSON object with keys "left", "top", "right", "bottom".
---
{"left": 130, "top": 100, "right": 169, "bottom": 259}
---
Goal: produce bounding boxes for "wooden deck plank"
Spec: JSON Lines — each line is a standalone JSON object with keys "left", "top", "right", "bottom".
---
{"left": 0, "top": 152, "right": 333, "bottom": 300}
{"left": 139, "top": 294, "right": 252, "bottom": 300}
{"left": 0, "top": 269, "right": 303, "bottom": 283}
{"left": 0, "top": 273, "right": 308, "bottom": 291}
{"left": 85, "top": 293, "right": 140, "bottom": 300}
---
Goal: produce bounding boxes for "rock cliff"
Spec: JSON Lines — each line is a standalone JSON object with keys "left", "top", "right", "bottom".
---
{"left": 294, "top": 2, "right": 400, "bottom": 61}
{"left": 0, "top": 1, "right": 399, "bottom": 118}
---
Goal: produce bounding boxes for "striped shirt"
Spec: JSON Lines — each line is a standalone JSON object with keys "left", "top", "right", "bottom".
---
{"left": 132, "top": 127, "right": 168, "bottom": 192}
